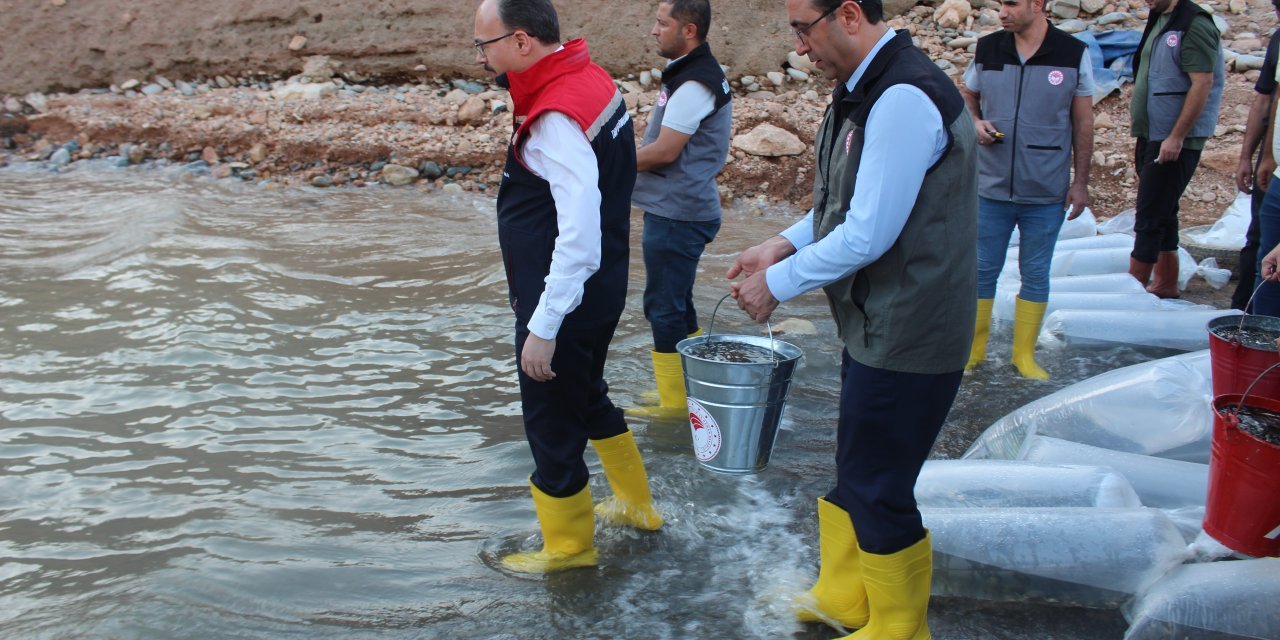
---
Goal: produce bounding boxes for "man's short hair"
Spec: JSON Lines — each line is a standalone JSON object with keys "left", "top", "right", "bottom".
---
{"left": 662, "top": 0, "right": 713, "bottom": 42}
{"left": 812, "top": 0, "right": 884, "bottom": 25}
{"left": 496, "top": 0, "right": 561, "bottom": 45}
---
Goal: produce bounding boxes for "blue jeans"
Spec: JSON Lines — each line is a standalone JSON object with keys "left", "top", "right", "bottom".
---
{"left": 642, "top": 212, "right": 720, "bottom": 353}
{"left": 1255, "top": 177, "right": 1280, "bottom": 316}
{"left": 976, "top": 197, "right": 1066, "bottom": 303}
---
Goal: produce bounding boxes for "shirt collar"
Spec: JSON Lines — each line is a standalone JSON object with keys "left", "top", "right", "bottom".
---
{"left": 844, "top": 28, "right": 897, "bottom": 93}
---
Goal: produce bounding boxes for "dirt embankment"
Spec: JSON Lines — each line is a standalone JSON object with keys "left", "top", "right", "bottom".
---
{"left": 0, "top": 0, "right": 1276, "bottom": 242}
{"left": 0, "top": 0, "right": 824, "bottom": 96}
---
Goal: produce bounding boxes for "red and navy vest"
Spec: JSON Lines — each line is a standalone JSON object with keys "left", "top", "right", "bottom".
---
{"left": 496, "top": 39, "right": 635, "bottom": 331}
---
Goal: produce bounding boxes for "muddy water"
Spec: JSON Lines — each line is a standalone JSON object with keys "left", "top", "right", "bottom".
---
{"left": 0, "top": 164, "right": 1162, "bottom": 639}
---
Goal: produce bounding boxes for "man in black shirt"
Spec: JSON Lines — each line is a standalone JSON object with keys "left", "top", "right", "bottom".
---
{"left": 1232, "top": 3, "right": 1280, "bottom": 310}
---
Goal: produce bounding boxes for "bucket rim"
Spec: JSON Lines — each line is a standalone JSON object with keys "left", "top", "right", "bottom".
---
{"left": 1212, "top": 393, "right": 1280, "bottom": 451}
{"left": 1208, "top": 313, "right": 1280, "bottom": 338}
{"left": 676, "top": 333, "right": 803, "bottom": 363}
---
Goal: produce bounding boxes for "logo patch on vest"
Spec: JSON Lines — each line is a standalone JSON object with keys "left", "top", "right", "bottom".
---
{"left": 845, "top": 130, "right": 854, "bottom": 154}
{"left": 722, "top": 79, "right": 731, "bottom": 94}
{"left": 1047, "top": 70, "right": 1064, "bottom": 86}
{"left": 656, "top": 90, "right": 669, "bottom": 108}
{"left": 1165, "top": 33, "right": 1179, "bottom": 48}
{"left": 688, "top": 398, "right": 722, "bottom": 462}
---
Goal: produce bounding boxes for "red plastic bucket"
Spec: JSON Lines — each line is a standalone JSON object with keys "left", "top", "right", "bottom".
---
{"left": 1207, "top": 315, "right": 1280, "bottom": 402}
{"left": 1205, "top": 391, "right": 1280, "bottom": 557}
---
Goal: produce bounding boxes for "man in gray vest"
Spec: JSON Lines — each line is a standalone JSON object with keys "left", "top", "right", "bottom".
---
{"left": 730, "top": 0, "right": 977, "bottom": 636}
{"left": 630, "top": 0, "right": 733, "bottom": 419}
{"left": 1129, "top": 0, "right": 1225, "bottom": 297}
{"left": 961, "top": 0, "right": 1093, "bottom": 380}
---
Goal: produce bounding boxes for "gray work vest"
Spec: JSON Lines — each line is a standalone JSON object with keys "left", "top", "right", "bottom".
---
{"left": 632, "top": 43, "right": 732, "bottom": 222}
{"left": 813, "top": 32, "right": 978, "bottom": 374}
{"left": 1138, "top": 2, "right": 1225, "bottom": 141}
{"left": 972, "top": 25, "right": 1086, "bottom": 204}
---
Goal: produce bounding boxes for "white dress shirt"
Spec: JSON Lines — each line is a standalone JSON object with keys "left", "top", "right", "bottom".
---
{"left": 765, "top": 28, "right": 949, "bottom": 303}
{"left": 520, "top": 111, "right": 603, "bottom": 340}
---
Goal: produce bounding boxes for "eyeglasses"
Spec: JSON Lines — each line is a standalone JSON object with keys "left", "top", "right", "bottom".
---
{"left": 793, "top": 4, "right": 839, "bottom": 43}
{"left": 792, "top": 2, "right": 858, "bottom": 43}
{"left": 474, "top": 32, "right": 515, "bottom": 56}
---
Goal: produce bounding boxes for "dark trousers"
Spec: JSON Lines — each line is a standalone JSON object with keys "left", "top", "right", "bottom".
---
{"left": 516, "top": 321, "right": 628, "bottom": 498}
{"left": 1132, "top": 138, "right": 1202, "bottom": 263}
{"left": 826, "top": 351, "right": 963, "bottom": 555}
{"left": 1232, "top": 172, "right": 1265, "bottom": 311}
{"left": 1254, "top": 177, "right": 1280, "bottom": 316}
{"left": 642, "top": 212, "right": 720, "bottom": 353}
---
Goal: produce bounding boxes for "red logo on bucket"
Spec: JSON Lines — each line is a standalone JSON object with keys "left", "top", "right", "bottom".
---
{"left": 688, "top": 398, "right": 721, "bottom": 462}
{"left": 1047, "top": 70, "right": 1064, "bottom": 86}
{"left": 1165, "top": 33, "right": 1179, "bottom": 48}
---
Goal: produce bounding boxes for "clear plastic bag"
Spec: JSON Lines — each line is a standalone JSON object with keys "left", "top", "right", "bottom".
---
{"left": 915, "top": 459, "right": 1141, "bottom": 509}
{"left": 1181, "top": 193, "right": 1251, "bottom": 250}
{"left": 1020, "top": 435, "right": 1210, "bottom": 508}
{"left": 1123, "top": 558, "right": 1280, "bottom": 640}
{"left": 1098, "top": 208, "right": 1136, "bottom": 235}
{"left": 1040, "top": 309, "right": 1240, "bottom": 351}
{"left": 1009, "top": 207, "right": 1097, "bottom": 246}
{"left": 993, "top": 290, "right": 1166, "bottom": 320}
{"left": 963, "top": 350, "right": 1214, "bottom": 461}
{"left": 926, "top": 507, "right": 1189, "bottom": 608}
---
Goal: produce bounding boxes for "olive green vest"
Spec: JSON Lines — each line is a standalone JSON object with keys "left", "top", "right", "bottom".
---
{"left": 812, "top": 94, "right": 979, "bottom": 374}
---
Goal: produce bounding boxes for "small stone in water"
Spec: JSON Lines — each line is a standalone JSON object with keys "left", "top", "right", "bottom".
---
{"left": 686, "top": 340, "right": 778, "bottom": 363}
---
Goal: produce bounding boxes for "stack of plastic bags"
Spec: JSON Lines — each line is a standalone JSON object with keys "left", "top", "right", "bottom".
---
{"left": 955, "top": 351, "right": 1280, "bottom": 638}
{"left": 997, "top": 207, "right": 1237, "bottom": 351}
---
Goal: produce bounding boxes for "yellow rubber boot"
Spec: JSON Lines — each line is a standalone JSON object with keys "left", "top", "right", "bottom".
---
{"left": 591, "top": 431, "right": 664, "bottom": 530}
{"left": 965, "top": 298, "right": 994, "bottom": 371}
{"left": 796, "top": 498, "right": 869, "bottom": 630}
{"left": 635, "top": 329, "right": 701, "bottom": 405}
{"left": 501, "top": 482, "right": 598, "bottom": 574}
{"left": 626, "top": 351, "right": 687, "bottom": 420}
{"left": 843, "top": 533, "right": 933, "bottom": 640}
{"left": 1012, "top": 297, "right": 1049, "bottom": 380}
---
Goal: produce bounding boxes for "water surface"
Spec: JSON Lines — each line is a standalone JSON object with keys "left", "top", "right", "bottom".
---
{"left": 0, "top": 164, "right": 1157, "bottom": 638}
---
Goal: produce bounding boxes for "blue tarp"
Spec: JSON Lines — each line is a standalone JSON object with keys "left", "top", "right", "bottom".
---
{"left": 1073, "top": 30, "right": 1144, "bottom": 104}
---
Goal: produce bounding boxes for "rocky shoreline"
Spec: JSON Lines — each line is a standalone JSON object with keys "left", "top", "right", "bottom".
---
{"left": 1, "top": 0, "right": 1276, "bottom": 232}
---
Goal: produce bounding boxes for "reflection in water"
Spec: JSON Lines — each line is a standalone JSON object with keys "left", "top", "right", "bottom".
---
{"left": 0, "top": 164, "right": 1150, "bottom": 638}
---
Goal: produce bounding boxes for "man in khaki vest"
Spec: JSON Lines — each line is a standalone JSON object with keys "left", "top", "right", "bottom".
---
{"left": 729, "top": 0, "right": 977, "bottom": 637}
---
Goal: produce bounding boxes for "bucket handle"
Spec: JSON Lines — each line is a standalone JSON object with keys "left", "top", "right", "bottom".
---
{"left": 707, "top": 293, "right": 779, "bottom": 366}
{"left": 1229, "top": 360, "right": 1280, "bottom": 417}
{"left": 1237, "top": 279, "right": 1277, "bottom": 336}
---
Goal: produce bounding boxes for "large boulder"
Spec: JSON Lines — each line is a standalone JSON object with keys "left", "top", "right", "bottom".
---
{"left": 732, "top": 123, "right": 805, "bottom": 157}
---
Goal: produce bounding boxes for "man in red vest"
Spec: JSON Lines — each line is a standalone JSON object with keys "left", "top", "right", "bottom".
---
{"left": 473, "top": 0, "right": 663, "bottom": 574}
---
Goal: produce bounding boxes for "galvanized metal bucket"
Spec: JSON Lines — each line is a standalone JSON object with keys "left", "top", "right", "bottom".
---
{"left": 676, "top": 295, "right": 803, "bottom": 474}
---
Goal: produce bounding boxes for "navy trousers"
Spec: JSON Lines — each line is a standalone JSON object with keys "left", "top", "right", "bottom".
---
{"left": 826, "top": 351, "right": 963, "bottom": 555}
{"left": 516, "top": 321, "right": 628, "bottom": 498}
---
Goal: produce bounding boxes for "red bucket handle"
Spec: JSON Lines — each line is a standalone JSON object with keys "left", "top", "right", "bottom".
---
{"left": 1223, "top": 361, "right": 1280, "bottom": 424}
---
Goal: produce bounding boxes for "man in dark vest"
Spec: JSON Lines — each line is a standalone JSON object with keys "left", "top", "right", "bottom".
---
{"left": 730, "top": 0, "right": 977, "bottom": 636}
{"left": 961, "top": 0, "right": 1094, "bottom": 380}
{"left": 1128, "top": 0, "right": 1224, "bottom": 298}
{"left": 473, "top": 0, "right": 662, "bottom": 575}
{"left": 1230, "top": 0, "right": 1280, "bottom": 311}
{"left": 629, "top": 0, "right": 733, "bottom": 420}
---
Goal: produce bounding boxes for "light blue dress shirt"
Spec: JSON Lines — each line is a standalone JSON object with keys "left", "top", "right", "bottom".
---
{"left": 765, "top": 28, "right": 949, "bottom": 303}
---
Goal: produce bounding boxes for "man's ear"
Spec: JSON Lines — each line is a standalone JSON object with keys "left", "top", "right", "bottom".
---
{"left": 838, "top": 1, "right": 865, "bottom": 35}
{"left": 683, "top": 21, "right": 698, "bottom": 41}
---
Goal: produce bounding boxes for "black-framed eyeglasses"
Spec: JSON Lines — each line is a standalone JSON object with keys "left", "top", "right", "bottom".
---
{"left": 792, "top": 2, "right": 857, "bottom": 43}
{"left": 474, "top": 32, "right": 515, "bottom": 55}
